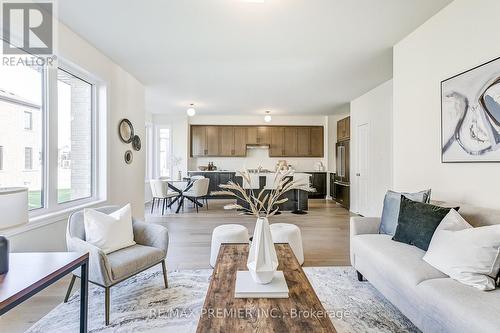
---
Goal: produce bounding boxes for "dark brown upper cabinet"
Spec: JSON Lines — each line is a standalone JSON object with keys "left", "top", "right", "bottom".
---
{"left": 310, "top": 126, "right": 324, "bottom": 157}
{"left": 190, "top": 125, "right": 324, "bottom": 157}
{"left": 219, "top": 126, "right": 247, "bottom": 157}
{"left": 270, "top": 127, "right": 285, "bottom": 157}
{"left": 284, "top": 127, "right": 298, "bottom": 156}
{"left": 337, "top": 116, "right": 350, "bottom": 142}
{"left": 191, "top": 125, "right": 220, "bottom": 156}
{"left": 297, "top": 127, "right": 311, "bottom": 156}
{"left": 233, "top": 127, "right": 247, "bottom": 156}
{"left": 257, "top": 126, "right": 270, "bottom": 144}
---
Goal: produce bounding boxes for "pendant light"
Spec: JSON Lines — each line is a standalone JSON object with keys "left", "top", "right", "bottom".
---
{"left": 187, "top": 104, "right": 196, "bottom": 117}
{"left": 264, "top": 111, "right": 272, "bottom": 123}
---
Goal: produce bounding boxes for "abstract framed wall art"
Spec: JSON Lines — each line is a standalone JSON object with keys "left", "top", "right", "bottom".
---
{"left": 441, "top": 56, "right": 500, "bottom": 163}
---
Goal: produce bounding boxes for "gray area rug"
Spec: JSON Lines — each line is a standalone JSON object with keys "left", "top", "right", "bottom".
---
{"left": 26, "top": 267, "right": 419, "bottom": 333}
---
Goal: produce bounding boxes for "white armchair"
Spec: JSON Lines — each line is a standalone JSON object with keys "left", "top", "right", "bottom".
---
{"left": 65, "top": 206, "right": 169, "bottom": 325}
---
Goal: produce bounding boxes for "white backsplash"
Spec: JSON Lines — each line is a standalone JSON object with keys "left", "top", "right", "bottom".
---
{"left": 189, "top": 148, "right": 326, "bottom": 172}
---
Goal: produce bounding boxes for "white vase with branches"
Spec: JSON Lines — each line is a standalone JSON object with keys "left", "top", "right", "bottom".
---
{"left": 213, "top": 170, "right": 314, "bottom": 284}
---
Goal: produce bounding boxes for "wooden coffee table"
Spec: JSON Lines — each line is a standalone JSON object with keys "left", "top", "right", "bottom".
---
{"left": 197, "top": 243, "right": 336, "bottom": 332}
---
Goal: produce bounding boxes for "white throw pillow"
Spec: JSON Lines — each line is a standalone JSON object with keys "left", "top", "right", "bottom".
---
{"left": 423, "top": 209, "right": 500, "bottom": 291}
{"left": 83, "top": 204, "right": 136, "bottom": 254}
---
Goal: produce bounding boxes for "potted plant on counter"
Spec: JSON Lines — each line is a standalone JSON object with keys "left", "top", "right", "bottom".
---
{"left": 212, "top": 170, "right": 314, "bottom": 284}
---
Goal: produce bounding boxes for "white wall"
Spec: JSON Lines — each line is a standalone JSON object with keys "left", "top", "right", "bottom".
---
{"left": 393, "top": 0, "right": 500, "bottom": 209}
{"left": 8, "top": 21, "right": 145, "bottom": 251}
{"left": 350, "top": 80, "right": 393, "bottom": 217}
{"left": 188, "top": 115, "right": 328, "bottom": 172}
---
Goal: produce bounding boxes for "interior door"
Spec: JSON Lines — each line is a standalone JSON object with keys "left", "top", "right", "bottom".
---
{"left": 356, "top": 123, "right": 369, "bottom": 216}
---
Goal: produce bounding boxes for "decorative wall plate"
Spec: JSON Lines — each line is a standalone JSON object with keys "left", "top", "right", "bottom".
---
{"left": 119, "top": 119, "right": 134, "bottom": 143}
{"left": 124, "top": 150, "right": 133, "bottom": 164}
{"left": 132, "top": 135, "right": 142, "bottom": 151}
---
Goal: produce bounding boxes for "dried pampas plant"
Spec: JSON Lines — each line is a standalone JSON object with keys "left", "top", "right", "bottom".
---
{"left": 211, "top": 169, "right": 315, "bottom": 218}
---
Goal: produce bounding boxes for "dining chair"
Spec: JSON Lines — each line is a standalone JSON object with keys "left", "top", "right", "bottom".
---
{"left": 182, "top": 178, "right": 210, "bottom": 212}
{"left": 150, "top": 179, "right": 180, "bottom": 215}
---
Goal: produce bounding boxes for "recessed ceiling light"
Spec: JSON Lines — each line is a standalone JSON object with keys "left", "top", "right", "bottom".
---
{"left": 264, "top": 111, "right": 272, "bottom": 123}
{"left": 186, "top": 104, "right": 196, "bottom": 117}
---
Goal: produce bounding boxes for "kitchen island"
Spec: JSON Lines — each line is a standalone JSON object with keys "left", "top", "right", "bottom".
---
{"left": 187, "top": 170, "right": 327, "bottom": 211}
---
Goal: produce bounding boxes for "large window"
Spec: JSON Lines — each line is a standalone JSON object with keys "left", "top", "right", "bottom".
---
{"left": 158, "top": 127, "right": 171, "bottom": 178}
{"left": 0, "top": 64, "right": 44, "bottom": 209}
{"left": 57, "top": 69, "right": 93, "bottom": 203}
{"left": 0, "top": 59, "right": 97, "bottom": 214}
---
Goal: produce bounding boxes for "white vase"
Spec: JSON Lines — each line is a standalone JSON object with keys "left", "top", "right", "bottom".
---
{"left": 247, "top": 217, "right": 278, "bottom": 284}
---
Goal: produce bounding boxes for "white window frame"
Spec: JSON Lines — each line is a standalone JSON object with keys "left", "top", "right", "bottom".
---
{"left": 145, "top": 122, "right": 153, "bottom": 181}
{"left": 28, "top": 60, "right": 104, "bottom": 218}
{"left": 154, "top": 124, "right": 173, "bottom": 179}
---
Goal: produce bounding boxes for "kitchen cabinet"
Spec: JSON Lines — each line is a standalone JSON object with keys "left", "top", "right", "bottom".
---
{"left": 334, "top": 182, "right": 350, "bottom": 210}
{"left": 191, "top": 126, "right": 207, "bottom": 156}
{"left": 310, "top": 127, "right": 324, "bottom": 157}
{"left": 309, "top": 172, "right": 327, "bottom": 199}
{"left": 337, "top": 116, "right": 350, "bottom": 141}
{"left": 191, "top": 125, "right": 220, "bottom": 156}
{"left": 219, "top": 127, "right": 247, "bottom": 157}
{"left": 246, "top": 127, "right": 258, "bottom": 144}
{"left": 187, "top": 172, "right": 236, "bottom": 198}
{"left": 329, "top": 173, "right": 336, "bottom": 198}
{"left": 284, "top": 127, "right": 298, "bottom": 156}
{"left": 297, "top": 127, "right": 310, "bottom": 156}
{"left": 206, "top": 126, "right": 219, "bottom": 156}
{"left": 190, "top": 125, "right": 324, "bottom": 157}
{"left": 233, "top": 127, "right": 247, "bottom": 156}
{"left": 270, "top": 127, "right": 285, "bottom": 157}
{"left": 257, "top": 126, "right": 270, "bottom": 144}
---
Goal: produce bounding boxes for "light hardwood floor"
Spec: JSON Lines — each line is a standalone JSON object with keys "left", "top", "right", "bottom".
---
{"left": 0, "top": 199, "right": 351, "bottom": 332}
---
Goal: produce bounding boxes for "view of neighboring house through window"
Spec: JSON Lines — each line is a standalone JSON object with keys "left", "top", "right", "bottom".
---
{"left": 0, "top": 64, "right": 44, "bottom": 210}
{"left": 57, "top": 68, "right": 93, "bottom": 203}
{"left": 159, "top": 127, "right": 171, "bottom": 178}
{"left": 24, "top": 147, "right": 33, "bottom": 170}
{"left": 24, "top": 111, "right": 32, "bottom": 130}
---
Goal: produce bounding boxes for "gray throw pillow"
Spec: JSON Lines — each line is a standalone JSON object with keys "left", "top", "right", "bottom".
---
{"left": 379, "top": 189, "right": 431, "bottom": 235}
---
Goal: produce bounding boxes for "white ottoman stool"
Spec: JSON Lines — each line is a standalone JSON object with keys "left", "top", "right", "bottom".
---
{"left": 210, "top": 224, "right": 249, "bottom": 267}
{"left": 270, "top": 223, "right": 304, "bottom": 265}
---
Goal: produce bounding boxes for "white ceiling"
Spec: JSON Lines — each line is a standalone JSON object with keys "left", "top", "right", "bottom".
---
{"left": 56, "top": 0, "right": 452, "bottom": 115}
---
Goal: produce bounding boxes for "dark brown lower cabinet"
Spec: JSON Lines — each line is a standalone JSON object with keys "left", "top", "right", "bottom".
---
{"left": 333, "top": 182, "right": 350, "bottom": 210}
{"left": 308, "top": 172, "right": 327, "bottom": 199}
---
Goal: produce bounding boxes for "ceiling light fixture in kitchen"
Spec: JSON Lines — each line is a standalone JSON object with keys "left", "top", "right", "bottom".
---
{"left": 186, "top": 104, "right": 196, "bottom": 117}
{"left": 264, "top": 111, "right": 272, "bottom": 123}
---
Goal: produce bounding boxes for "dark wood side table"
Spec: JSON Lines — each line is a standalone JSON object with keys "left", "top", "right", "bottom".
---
{"left": 197, "top": 243, "right": 336, "bottom": 332}
{"left": 0, "top": 252, "right": 89, "bottom": 333}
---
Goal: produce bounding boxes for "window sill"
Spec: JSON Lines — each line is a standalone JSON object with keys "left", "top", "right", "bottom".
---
{"left": 2, "top": 199, "right": 107, "bottom": 237}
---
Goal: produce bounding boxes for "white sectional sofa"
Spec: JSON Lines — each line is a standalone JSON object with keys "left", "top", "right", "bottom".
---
{"left": 350, "top": 203, "right": 500, "bottom": 333}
